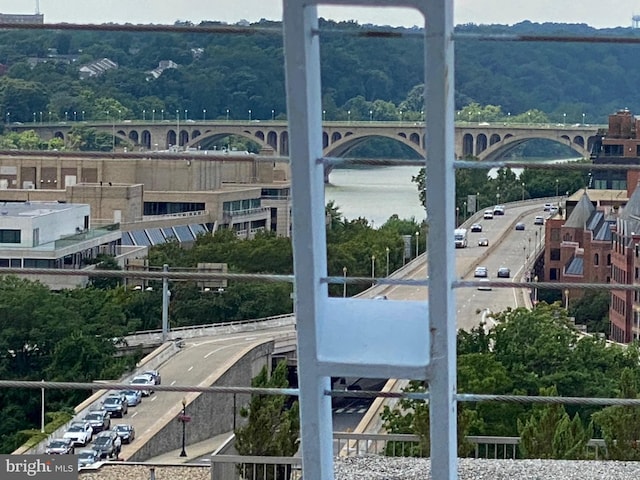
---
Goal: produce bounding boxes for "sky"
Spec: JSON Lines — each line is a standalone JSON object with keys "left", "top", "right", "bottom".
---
{"left": 3, "top": 0, "right": 640, "bottom": 29}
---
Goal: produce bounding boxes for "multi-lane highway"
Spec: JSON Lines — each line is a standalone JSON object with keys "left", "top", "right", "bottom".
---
{"left": 90, "top": 200, "right": 550, "bottom": 460}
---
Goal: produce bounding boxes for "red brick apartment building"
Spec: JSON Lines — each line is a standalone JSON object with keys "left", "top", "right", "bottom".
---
{"left": 544, "top": 108, "right": 640, "bottom": 343}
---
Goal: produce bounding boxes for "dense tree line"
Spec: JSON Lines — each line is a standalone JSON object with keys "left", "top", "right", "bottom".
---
{"left": 382, "top": 303, "right": 640, "bottom": 460}
{"left": 0, "top": 21, "right": 638, "bottom": 128}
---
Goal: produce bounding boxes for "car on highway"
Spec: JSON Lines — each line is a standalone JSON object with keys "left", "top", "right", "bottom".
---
{"left": 493, "top": 205, "right": 506, "bottom": 215}
{"left": 478, "top": 237, "right": 489, "bottom": 247}
{"left": 45, "top": 438, "right": 75, "bottom": 455}
{"left": 120, "top": 389, "right": 142, "bottom": 407}
{"left": 83, "top": 410, "right": 111, "bottom": 433}
{"left": 470, "top": 223, "right": 482, "bottom": 232}
{"left": 92, "top": 431, "right": 118, "bottom": 459}
{"left": 130, "top": 374, "right": 155, "bottom": 396}
{"left": 534, "top": 216, "right": 545, "bottom": 225}
{"left": 102, "top": 394, "right": 128, "bottom": 418}
{"left": 77, "top": 449, "right": 100, "bottom": 469}
{"left": 483, "top": 210, "right": 494, "bottom": 219}
{"left": 544, "top": 203, "right": 553, "bottom": 211}
{"left": 477, "top": 279, "right": 492, "bottom": 291}
{"left": 63, "top": 421, "right": 93, "bottom": 446}
{"left": 497, "top": 267, "right": 511, "bottom": 278}
{"left": 143, "top": 369, "right": 162, "bottom": 385}
{"left": 515, "top": 222, "right": 525, "bottom": 230}
{"left": 474, "top": 266, "right": 488, "bottom": 278}
{"left": 113, "top": 423, "right": 136, "bottom": 444}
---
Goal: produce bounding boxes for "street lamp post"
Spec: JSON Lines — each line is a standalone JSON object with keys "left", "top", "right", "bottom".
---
{"left": 322, "top": 110, "right": 326, "bottom": 122}
{"left": 73, "top": 111, "right": 77, "bottom": 122}
{"left": 248, "top": 109, "right": 252, "bottom": 121}
{"left": 39, "top": 111, "right": 43, "bottom": 123}
{"left": 463, "top": 201, "right": 467, "bottom": 220}
{"left": 564, "top": 289, "right": 570, "bottom": 310}
{"left": 563, "top": 113, "right": 566, "bottom": 125}
{"left": 179, "top": 398, "right": 188, "bottom": 457}
{"left": 521, "top": 182, "right": 526, "bottom": 201}
{"left": 385, "top": 247, "right": 390, "bottom": 277}
{"left": 556, "top": 178, "right": 559, "bottom": 197}
{"left": 342, "top": 266, "right": 347, "bottom": 298}
{"left": 582, "top": 113, "right": 586, "bottom": 125}
{"left": 152, "top": 109, "right": 155, "bottom": 122}
{"left": 369, "top": 110, "right": 373, "bottom": 122}
{"left": 203, "top": 109, "right": 206, "bottom": 121}
{"left": 271, "top": 109, "right": 275, "bottom": 121}
{"left": 534, "top": 275, "right": 539, "bottom": 305}
{"left": 176, "top": 110, "right": 180, "bottom": 148}
{"left": 161, "top": 109, "right": 164, "bottom": 121}
{"left": 184, "top": 109, "right": 188, "bottom": 121}
{"left": 371, "top": 255, "right": 376, "bottom": 286}
{"left": 347, "top": 110, "right": 351, "bottom": 123}
{"left": 33, "top": 112, "right": 36, "bottom": 123}
{"left": 226, "top": 109, "right": 230, "bottom": 121}
{"left": 456, "top": 206, "right": 459, "bottom": 227}
{"left": 142, "top": 109, "right": 146, "bottom": 121}
{"left": 415, "top": 231, "right": 420, "bottom": 258}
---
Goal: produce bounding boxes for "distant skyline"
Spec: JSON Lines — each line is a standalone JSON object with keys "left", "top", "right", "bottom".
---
{"left": 2, "top": 0, "right": 640, "bottom": 29}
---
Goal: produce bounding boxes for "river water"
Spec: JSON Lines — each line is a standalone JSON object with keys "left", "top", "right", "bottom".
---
{"left": 325, "top": 166, "right": 426, "bottom": 227}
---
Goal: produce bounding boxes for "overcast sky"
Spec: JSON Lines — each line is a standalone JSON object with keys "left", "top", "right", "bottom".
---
{"left": 3, "top": 0, "right": 640, "bottom": 29}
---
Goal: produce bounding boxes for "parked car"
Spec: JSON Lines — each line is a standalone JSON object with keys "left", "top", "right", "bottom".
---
{"left": 45, "top": 438, "right": 75, "bottom": 455}
{"left": 474, "top": 266, "right": 488, "bottom": 278}
{"left": 515, "top": 222, "right": 526, "bottom": 230}
{"left": 143, "top": 369, "right": 162, "bottom": 385}
{"left": 130, "top": 374, "right": 155, "bottom": 396}
{"left": 83, "top": 410, "right": 111, "bottom": 433}
{"left": 113, "top": 423, "right": 136, "bottom": 444}
{"left": 92, "top": 431, "right": 118, "bottom": 459}
{"left": 120, "top": 389, "right": 142, "bottom": 407}
{"left": 63, "top": 421, "right": 93, "bottom": 446}
{"left": 497, "top": 267, "right": 511, "bottom": 278}
{"left": 483, "top": 210, "right": 494, "bottom": 219}
{"left": 77, "top": 449, "right": 101, "bottom": 469}
{"left": 534, "top": 216, "right": 545, "bottom": 225}
{"left": 478, "top": 237, "right": 489, "bottom": 247}
{"left": 102, "top": 395, "right": 128, "bottom": 418}
{"left": 470, "top": 223, "right": 482, "bottom": 232}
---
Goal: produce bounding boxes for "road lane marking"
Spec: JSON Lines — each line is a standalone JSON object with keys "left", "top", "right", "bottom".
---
{"left": 187, "top": 366, "right": 193, "bottom": 372}
{"left": 130, "top": 412, "right": 138, "bottom": 418}
{"left": 170, "top": 380, "right": 176, "bottom": 386}
{"left": 150, "top": 396, "right": 157, "bottom": 402}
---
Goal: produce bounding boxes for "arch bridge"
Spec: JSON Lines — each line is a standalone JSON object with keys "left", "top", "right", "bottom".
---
{"left": 11, "top": 121, "right": 599, "bottom": 179}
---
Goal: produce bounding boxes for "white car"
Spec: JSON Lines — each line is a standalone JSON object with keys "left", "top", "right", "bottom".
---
{"left": 474, "top": 266, "right": 488, "bottom": 278}
{"left": 63, "top": 421, "right": 93, "bottom": 446}
{"left": 483, "top": 210, "right": 494, "bottom": 219}
{"left": 130, "top": 375, "right": 155, "bottom": 396}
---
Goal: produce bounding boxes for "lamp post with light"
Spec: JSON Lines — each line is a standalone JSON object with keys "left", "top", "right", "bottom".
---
{"left": 521, "top": 182, "right": 526, "bottom": 201}
{"left": 178, "top": 398, "right": 190, "bottom": 457}
{"left": 533, "top": 275, "right": 539, "bottom": 305}
{"left": 342, "top": 266, "right": 347, "bottom": 298}
{"left": 385, "top": 247, "right": 390, "bottom": 277}
{"left": 415, "top": 231, "right": 420, "bottom": 258}
{"left": 371, "top": 255, "right": 376, "bottom": 286}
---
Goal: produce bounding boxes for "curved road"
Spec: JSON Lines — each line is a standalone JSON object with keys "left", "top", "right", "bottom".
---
{"left": 108, "top": 201, "right": 551, "bottom": 459}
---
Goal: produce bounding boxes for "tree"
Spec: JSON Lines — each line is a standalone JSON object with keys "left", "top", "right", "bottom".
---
{"left": 593, "top": 368, "right": 640, "bottom": 460}
{"left": 517, "top": 385, "right": 592, "bottom": 459}
{"left": 235, "top": 360, "right": 299, "bottom": 479}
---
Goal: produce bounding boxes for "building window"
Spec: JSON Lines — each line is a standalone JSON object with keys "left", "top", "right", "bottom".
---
{"left": 550, "top": 248, "right": 561, "bottom": 261}
{"left": 563, "top": 233, "right": 572, "bottom": 241}
{"left": 0, "top": 229, "right": 20, "bottom": 243}
{"left": 594, "top": 253, "right": 599, "bottom": 266}
{"left": 551, "top": 228, "right": 560, "bottom": 241}
{"left": 607, "top": 254, "right": 611, "bottom": 265}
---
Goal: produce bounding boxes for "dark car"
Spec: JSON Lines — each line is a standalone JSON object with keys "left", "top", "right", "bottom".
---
{"left": 83, "top": 410, "right": 111, "bottom": 433}
{"left": 102, "top": 395, "right": 128, "bottom": 418}
{"left": 515, "top": 222, "right": 526, "bottom": 231}
{"left": 470, "top": 223, "right": 482, "bottom": 232}
{"left": 45, "top": 438, "right": 75, "bottom": 455}
{"left": 113, "top": 424, "right": 136, "bottom": 444}
{"left": 534, "top": 216, "right": 545, "bottom": 225}
{"left": 497, "top": 267, "right": 511, "bottom": 278}
{"left": 92, "top": 431, "right": 118, "bottom": 459}
{"left": 77, "top": 449, "right": 100, "bottom": 468}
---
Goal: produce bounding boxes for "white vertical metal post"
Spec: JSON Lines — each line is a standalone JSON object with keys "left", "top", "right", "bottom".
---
{"left": 283, "top": 3, "right": 333, "bottom": 479}
{"left": 424, "top": 0, "right": 458, "bottom": 478}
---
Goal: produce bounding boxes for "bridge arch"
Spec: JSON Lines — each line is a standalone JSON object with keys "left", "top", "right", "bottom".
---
{"left": 478, "top": 133, "right": 593, "bottom": 162}
{"left": 183, "top": 129, "right": 271, "bottom": 153}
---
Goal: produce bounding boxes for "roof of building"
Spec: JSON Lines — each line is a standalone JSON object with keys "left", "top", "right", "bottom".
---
{"left": 564, "top": 192, "right": 595, "bottom": 228}
{"left": 565, "top": 256, "right": 584, "bottom": 276}
{"left": 0, "top": 201, "right": 80, "bottom": 218}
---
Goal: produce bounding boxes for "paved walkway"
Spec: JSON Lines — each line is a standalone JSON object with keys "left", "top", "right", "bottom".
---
{"left": 143, "top": 431, "right": 234, "bottom": 464}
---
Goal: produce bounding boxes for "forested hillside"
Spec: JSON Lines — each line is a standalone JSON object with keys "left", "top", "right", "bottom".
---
{"left": 1, "top": 20, "right": 640, "bottom": 125}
